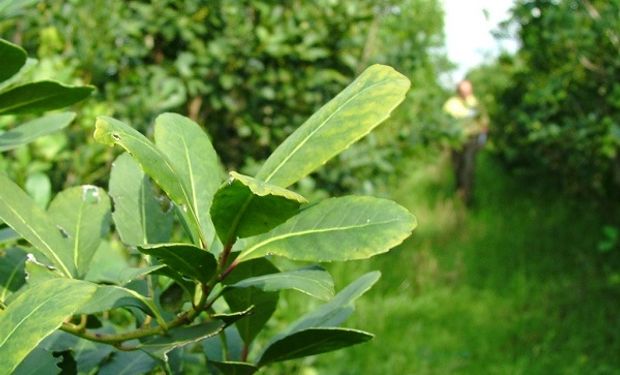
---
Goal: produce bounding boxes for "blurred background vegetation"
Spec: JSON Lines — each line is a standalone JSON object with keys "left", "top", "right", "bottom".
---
{"left": 1, "top": 0, "right": 619, "bottom": 373}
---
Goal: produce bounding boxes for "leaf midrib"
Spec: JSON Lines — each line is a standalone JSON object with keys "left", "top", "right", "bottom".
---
{"left": 262, "top": 78, "right": 397, "bottom": 183}
{"left": 240, "top": 218, "right": 402, "bottom": 260}
{"left": 0, "top": 292, "right": 57, "bottom": 348}
{"left": 0, "top": 88, "right": 73, "bottom": 114}
{"left": 119, "top": 129, "right": 204, "bottom": 245}
{"left": 1, "top": 201, "right": 71, "bottom": 277}
{"left": 235, "top": 273, "right": 333, "bottom": 298}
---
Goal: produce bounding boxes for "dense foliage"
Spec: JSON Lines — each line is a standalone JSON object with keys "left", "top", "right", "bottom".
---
{"left": 0, "top": 0, "right": 447, "bottom": 194}
{"left": 490, "top": 0, "right": 620, "bottom": 195}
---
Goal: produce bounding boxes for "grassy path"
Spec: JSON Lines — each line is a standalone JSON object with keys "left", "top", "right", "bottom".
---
{"left": 273, "top": 151, "right": 620, "bottom": 374}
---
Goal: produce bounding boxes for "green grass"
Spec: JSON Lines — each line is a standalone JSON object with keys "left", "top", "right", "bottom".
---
{"left": 264, "top": 151, "right": 620, "bottom": 374}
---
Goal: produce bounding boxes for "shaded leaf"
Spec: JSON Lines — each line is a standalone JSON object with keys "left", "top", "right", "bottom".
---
{"left": 94, "top": 116, "right": 202, "bottom": 245}
{"left": 0, "top": 173, "right": 74, "bottom": 277}
{"left": 109, "top": 153, "right": 172, "bottom": 246}
{"left": 77, "top": 284, "right": 166, "bottom": 328}
{"left": 223, "top": 259, "right": 279, "bottom": 345}
{"left": 42, "top": 331, "right": 114, "bottom": 374}
{"left": 48, "top": 185, "right": 111, "bottom": 278}
{"left": 0, "top": 38, "right": 26, "bottom": 83}
{"left": 154, "top": 112, "right": 223, "bottom": 245}
{"left": 98, "top": 351, "right": 156, "bottom": 375}
{"left": 238, "top": 196, "right": 416, "bottom": 263}
{"left": 227, "top": 266, "right": 334, "bottom": 301}
{"left": 12, "top": 347, "right": 60, "bottom": 375}
{"left": 0, "top": 112, "right": 75, "bottom": 152}
{"left": 0, "top": 278, "right": 97, "bottom": 374}
{"left": 211, "top": 171, "right": 306, "bottom": 244}
{"left": 203, "top": 325, "right": 244, "bottom": 362}
{"left": 257, "top": 327, "right": 373, "bottom": 366}
{"left": 85, "top": 241, "right": 163, "bottom": 286}
{"left": 0, "top": 81, "right": 93, "bottom": 115}
{"left": 138, "top": 243, "right": 217, "bottom": 284}
{"left": 139, "top": 321, "right": 225, "bottom": 358}
{"left": 0, "top": 247, "right": 26, "bottom": 303}
{"left": 256, "top": 64, "right": 410, "bottom": 188}
{"left": 210, "top": 361, "right": 258, "bottom": 375}
{"left": 0, "top": 227, "right": 19, "bottom": 245}
{"left": 286, "top": 271, "right": 380, "bottom": 332}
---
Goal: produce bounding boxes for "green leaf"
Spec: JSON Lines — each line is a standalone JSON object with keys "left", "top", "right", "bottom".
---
{"left": 0, "top": 278, "right": 97, "bottom": 374}
{"left": 0, "top": 173, "right": 74, "bottom": 277}
{"left": 0, "top": 112, "right": 75, "bottom": 152}
{"left": 85, "top": 240, "right": 164, "bottom": 285}
{"left": 0, "top": 81, "right": 93, "bottom": 115}
{"left": 0, "top": 247, "right": 26, "bottom": 303}
{"left": 227, "top": 265, "right": 334, "bottom": 301}
{"left": 209, "top": 361, "right": 258, "bottom": 375}
{"left": 25, "top": 172, "right": 51, "bottom": 209}
{"left": 227, "top": 275, "right": 378, "bottom": 368}
{"left": 237, "top": 196, "right": 416, "bottom": 263}
{"left": 138, "top": 243, "right": 217, "bottom": 284}
{"left": 77, "top": 285, "right": 166, "bottom": 328}
{"left": 48, "top": 185, "right": 111, "bottom": 278}
{"left": 257, "top": 327, "right": 373, "bottom": 366}
{"left": 0, "top": 38, "right": 26, "bottom": 83}
{"left": 23, "top": 255, "right": 63, "bottom": 286}
{"left": 0, "top": 227, "right": 19, "bottom": 245}
{"left": 94, "top": 116, "right": 203, "bottom": 245}
{"left": 98, "top": 351, "right": 156, "bottom": 375}
{"left": 12, "top": 347, "right": 60, "bottom": 375}
{"left": 109, "top": 153, "right": 173, "bottom": 246}
{"left": 42, "top": 331, "right": 114, "bottom": 374}
{"left": 210, "top": 306, "right": 255, "bottom": 325}
{"left": 138, "top": 321, "right": 225, "bottom": 357}
{"left": 154, "top": 112, "right": 223, "bottom": 245}
{"left": 203, "top": 326, "right": 244, "bottom": 362}
{"left": 256, "top": 64, "right": 410, "bottom": 188}
{"left": 286, "top": 271, "right": 380, "bottom": 332}
{"left": 211, "top": 171, "right": 307, "bottom": 244}
{"left": 223, "top": 259, "right": 279, "bottom": 345}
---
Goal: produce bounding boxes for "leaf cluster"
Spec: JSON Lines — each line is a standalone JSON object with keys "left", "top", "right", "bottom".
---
{"left": 0, "top": 65, "right": 416, "bottom": 373}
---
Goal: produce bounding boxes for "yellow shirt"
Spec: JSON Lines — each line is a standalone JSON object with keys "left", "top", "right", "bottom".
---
{"left": 443, "top": 95, "right": 483, "bottom": 137}
{"left": 443, "top": 95, "right": 479, "bottom": 119}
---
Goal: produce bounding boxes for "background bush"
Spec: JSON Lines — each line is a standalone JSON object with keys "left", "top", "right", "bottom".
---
{"left": 487, "top": 0, "right": 620, "bottom": 196}
{"left": 0, "top": 0, "right": 448, "bottom": 194}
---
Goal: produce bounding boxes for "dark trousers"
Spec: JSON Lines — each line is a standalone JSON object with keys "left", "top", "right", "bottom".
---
{"left": 451, "top": 136, "right": 480, "bottom": 204}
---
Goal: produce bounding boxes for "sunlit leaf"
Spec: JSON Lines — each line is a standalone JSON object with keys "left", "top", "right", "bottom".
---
{"left": 109, "top": 153, "right": 173, "bottom": 246}
{"left": 227, "top": 266, "right": 334, "bottom": 301}
{"left": 256, "top": 64, "right": 410, "bottom": 187}
{"left": 48, "top": 185, "right": 111, "bottom": 278}
{"left": 238, "top": 196, "right": 416, "bottom": 263}
{"left": 0, "top": 278, "right": 97, "bottom": 374}
{"left": 154, "top": 112, "right": 223, "bottom": 245}
{"left": 0, "top": 173, "right": 74, "bottom": 277}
